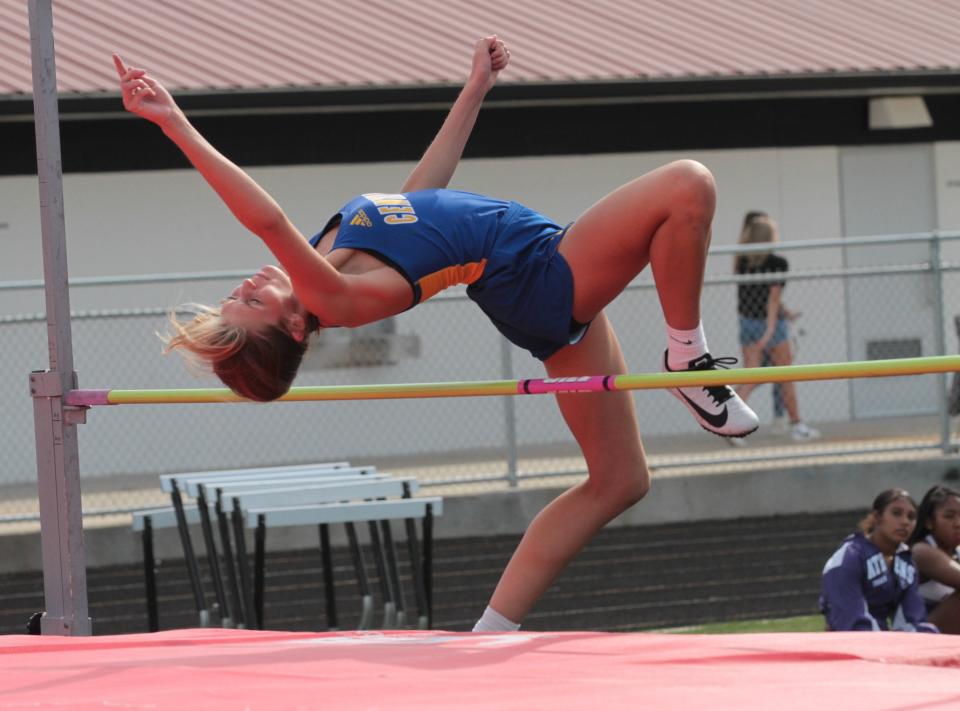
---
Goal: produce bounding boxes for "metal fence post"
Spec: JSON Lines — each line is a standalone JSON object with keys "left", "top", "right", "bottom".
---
{"left": 28, "top": 0, "right": 91, "bottom": 635}
{"left": 930, "top": 233, "right": 953, "bottom": 453}
{"left": 499, "top": 337, "right": 519, "bottom": 487}
{"left": 841, "top": 238, "right": 857, "bottom": 422}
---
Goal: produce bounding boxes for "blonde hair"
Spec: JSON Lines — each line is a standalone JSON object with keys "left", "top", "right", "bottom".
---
{"left": 736, "top": 216, "right": 779, "bottom": 270}
{"left": 162, "top": 304, "right": 314, "bottom": 402}
{"left": 162, "top": 304, "right": 245, "bottom": 369}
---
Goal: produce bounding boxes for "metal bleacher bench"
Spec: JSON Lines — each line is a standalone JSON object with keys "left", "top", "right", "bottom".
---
{"left": 131, "top": 461, "right": 442, "bottom": 632}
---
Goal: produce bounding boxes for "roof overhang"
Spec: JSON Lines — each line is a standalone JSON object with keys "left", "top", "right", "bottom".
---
{"left": 3, "top": 70, "right": 960, "bottom": 123}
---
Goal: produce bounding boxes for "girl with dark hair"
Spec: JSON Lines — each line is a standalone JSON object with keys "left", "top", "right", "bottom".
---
{"left": 909, "top": 485, "right": 960, "bottom": 633}
{"left": 820, "top": 489, "right": 937, "bottom": 632}
{"left": 113, "top": 37, "right": 759, "bottom": 632}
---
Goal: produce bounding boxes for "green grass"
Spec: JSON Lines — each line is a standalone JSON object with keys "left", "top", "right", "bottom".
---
{"left": 662, "top": 614, "right": 825, "bottom": 634}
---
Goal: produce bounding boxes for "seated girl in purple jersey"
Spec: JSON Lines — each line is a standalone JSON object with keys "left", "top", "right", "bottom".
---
{"left": 820, "top": 489, "right": 937, "bottom": 632}
{"left": 909, "top": 485, "right": 960, "bottom": 634}
{"left": 112, "top": 37, "right": 758, "bottom": 633}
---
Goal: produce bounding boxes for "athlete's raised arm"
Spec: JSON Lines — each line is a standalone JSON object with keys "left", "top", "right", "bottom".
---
{"left": 400, "top": 36, "right": 510, "bottom": 193}
{"left": 112, "top": 54, "right": 349, "bottom": 318}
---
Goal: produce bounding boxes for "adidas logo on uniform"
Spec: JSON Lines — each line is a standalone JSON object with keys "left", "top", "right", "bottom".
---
{"left": 350, "top": 209, "right": 372, "bottom": 227}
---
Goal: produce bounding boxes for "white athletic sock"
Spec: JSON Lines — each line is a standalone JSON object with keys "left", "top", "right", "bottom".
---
{"left": 472, "top": 605, "right": 521, "bottom": 632}
{"left": 666, "top": 322, "right": 708, "bottom": 370}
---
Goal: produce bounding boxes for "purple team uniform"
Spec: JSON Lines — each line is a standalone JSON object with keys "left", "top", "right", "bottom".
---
{"left": 819, "top": 532, "right": 938, "bottom": 632}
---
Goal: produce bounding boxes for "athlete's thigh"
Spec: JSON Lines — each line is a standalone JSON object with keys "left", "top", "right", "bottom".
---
{"left": 544, "top": 312, "right": 647, "bottom": 482}
{"left": 558, "top": 160, "right": 714, "bottom": 322}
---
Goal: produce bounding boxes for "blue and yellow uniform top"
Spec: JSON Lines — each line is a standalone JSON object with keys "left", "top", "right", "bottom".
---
{"left": 311, "top": 188, "right": 586, "bottom": 361}
{"left": 311, "top": 189, "right": 513, "bottom": 309}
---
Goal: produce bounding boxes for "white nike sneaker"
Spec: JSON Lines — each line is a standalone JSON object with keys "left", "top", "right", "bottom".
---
{"left": 664, "top": 351, "right": 760, "bottom": 438}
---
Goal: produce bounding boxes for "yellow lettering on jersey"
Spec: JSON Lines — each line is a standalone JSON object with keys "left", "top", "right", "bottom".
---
{"left": 384, "top": 214, "right": 418, "bottom": 224}
{"left": 417, "top": 260, "right": 487, "bottom": 302}
{"left": 364, "top": 193, "right": 409, "bottom": 206}
{"left": 363, "top": 193, "right": 419, "bottom": 224}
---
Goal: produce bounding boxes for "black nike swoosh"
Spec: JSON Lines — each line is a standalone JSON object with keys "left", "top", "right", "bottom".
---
{"left": 670, "top": 337, "right": 694, "bottom": 345}
{"left": 677, "top": 389, "right": 729, "bottom": 429}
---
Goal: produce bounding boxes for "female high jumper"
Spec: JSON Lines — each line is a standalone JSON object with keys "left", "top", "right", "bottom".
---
{"left": 113, "top": 36, "right": 758, "bottom": 632}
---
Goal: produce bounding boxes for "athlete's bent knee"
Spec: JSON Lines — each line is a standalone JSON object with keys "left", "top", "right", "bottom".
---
{"left": 665, "top": 159, "right": 716, "bottom": 217}
{"left": 606, "top": 472, "right": 651, "bottom": 512}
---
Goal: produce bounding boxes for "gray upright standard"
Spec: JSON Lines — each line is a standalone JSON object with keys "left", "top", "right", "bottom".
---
{"left": 28, "top": 0, "right": 92, "bottom": 636}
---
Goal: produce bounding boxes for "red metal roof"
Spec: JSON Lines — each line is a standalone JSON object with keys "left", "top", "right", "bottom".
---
{"left": 2, "top": 0, "right": 960, "bottom": 97}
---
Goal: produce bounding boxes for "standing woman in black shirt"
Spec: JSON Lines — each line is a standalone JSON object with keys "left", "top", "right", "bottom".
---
{"left": 734, "top": 216, "right": 819, "bottom": 442}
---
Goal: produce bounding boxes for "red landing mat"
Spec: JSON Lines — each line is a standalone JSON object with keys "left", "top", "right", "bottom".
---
{"left": 2, "top": 629, "right": 959, "bottom": 710}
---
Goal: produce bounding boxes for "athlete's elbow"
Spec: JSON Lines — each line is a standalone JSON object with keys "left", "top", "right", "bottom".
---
{"left": 245, "top": 206, "right": 289, "bottom": 240}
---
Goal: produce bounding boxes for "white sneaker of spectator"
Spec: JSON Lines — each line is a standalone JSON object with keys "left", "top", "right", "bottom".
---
{"left": 791, "top": 422, "right": 820, "bottom": 442}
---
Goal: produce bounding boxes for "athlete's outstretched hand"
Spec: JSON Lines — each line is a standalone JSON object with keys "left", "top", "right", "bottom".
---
{"left": 112, "top": 54, "right": 181, "bottom": 128}
{"left": 470, "top": 35, "right": 510, "bottom": 92}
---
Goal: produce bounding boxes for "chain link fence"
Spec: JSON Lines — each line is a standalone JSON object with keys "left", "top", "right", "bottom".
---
{"left": 3, "top": 232, "right": 960, "bottom": 526}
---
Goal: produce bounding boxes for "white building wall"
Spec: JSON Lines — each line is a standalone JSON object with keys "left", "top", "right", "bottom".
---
{"left": 3, "top": 146, "right": 850, "bottom": 287}
{"left": 936, "top": 142, "right": 960, "bottom": 262}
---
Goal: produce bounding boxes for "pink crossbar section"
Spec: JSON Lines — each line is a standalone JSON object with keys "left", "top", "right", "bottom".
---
{"left": 63, "top": 389, "right": 111, "bottom": 406}
{"left": 517, "top": 375, "right": 613, "bottom": 394}
{"left": 1, "top": 629, "right": 959, "bottom": 711}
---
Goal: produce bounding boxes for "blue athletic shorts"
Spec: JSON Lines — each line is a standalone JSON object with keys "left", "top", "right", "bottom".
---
{"left": 467, "top": 202, "right": 589, "bottom": 360}
{"left": 739, "top": 316, "right": 788, "bottom": 348}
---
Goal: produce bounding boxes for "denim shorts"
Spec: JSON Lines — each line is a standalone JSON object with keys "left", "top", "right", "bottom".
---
{"left": 739, "top": 316, "right": 788, "bottom": 347}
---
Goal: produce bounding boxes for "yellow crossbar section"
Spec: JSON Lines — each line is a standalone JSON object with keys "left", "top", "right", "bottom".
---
{"left": 64, "top": 355, "right": 960, "bottom": 406}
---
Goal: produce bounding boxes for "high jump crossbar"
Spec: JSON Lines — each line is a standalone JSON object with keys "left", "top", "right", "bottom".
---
{"left": 65, "top": 355, "right": 960, "bottom": 406}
